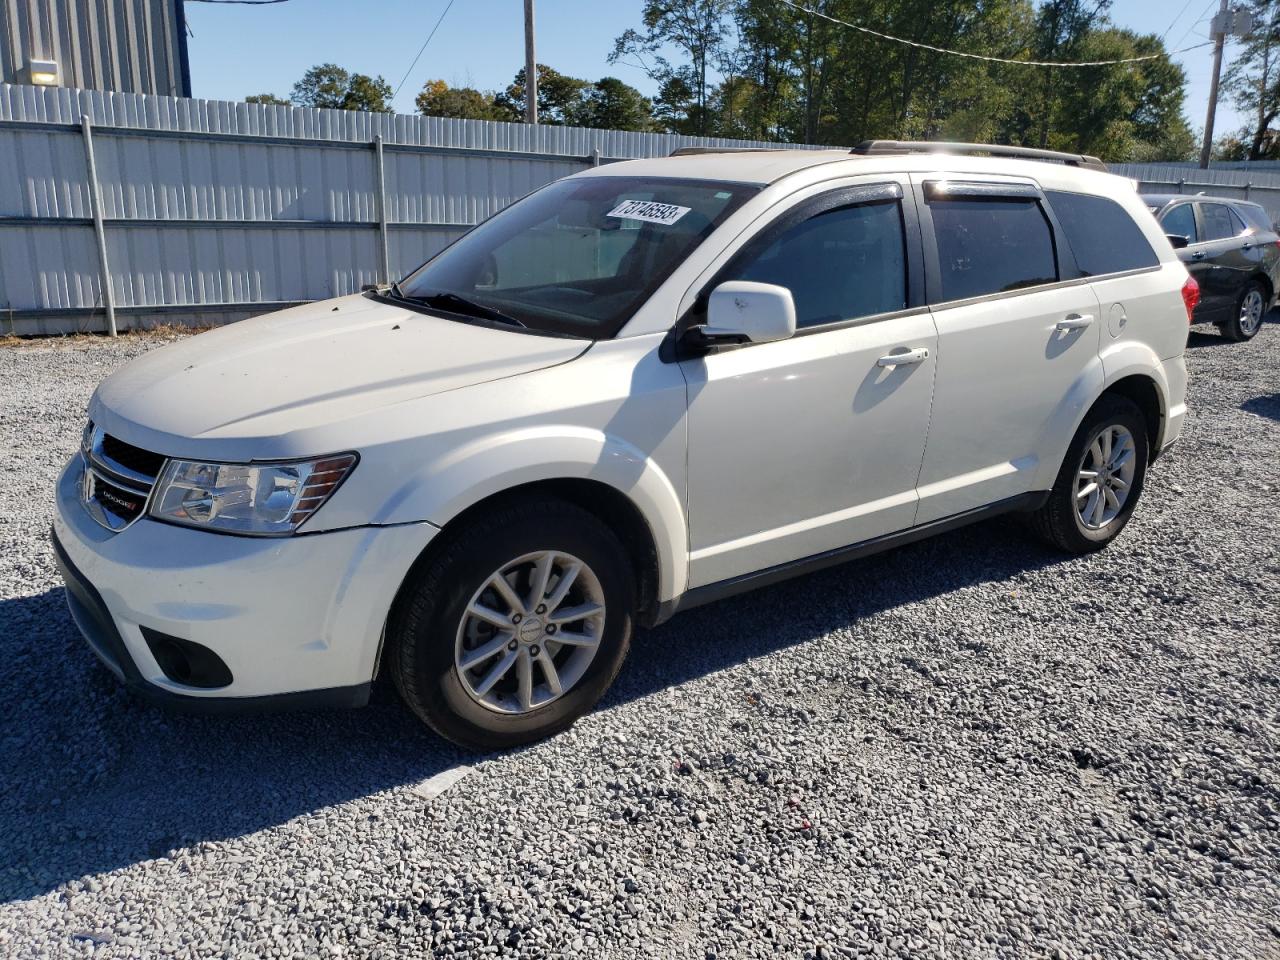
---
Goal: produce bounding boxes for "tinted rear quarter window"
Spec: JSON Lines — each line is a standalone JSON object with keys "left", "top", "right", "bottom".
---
{"left": 929, "top": 197, "right": 1057, "bottom": 301}
{"left": 1238, "top": 203, "right": 1274, "bottom": 231}
{"left": 1046, "top": 190, "right": 1159, "bottom": 276}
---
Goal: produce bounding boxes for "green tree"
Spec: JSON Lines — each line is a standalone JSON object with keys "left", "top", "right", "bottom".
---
{"left": 291, "top": 64, "right": 392, "bottom": 112}
{"left": 415, "top": 79, "right": 512, "bottom": 121}
{"left": 567, "top": 77, "right": 657, "bottom": 131}
{"left": 342, "top": 73, "right": 393, "bottom": 112}
{"left": 291, "top": 63, "right": 351, "bottom": 109}
{"left": 496, "top": 64, "right": 590, "bottom": 124}
{"left": 620, "top": 0, "right": 1194, "bottom": 161}
{"left": 245, "top": 93, "right": 291, "bottom": 106}
{"left": 1223, "top": 0, "right": 1280, "bottom": 160}
{"left": 610, "top": 0, "right": 735, "bottom": 135}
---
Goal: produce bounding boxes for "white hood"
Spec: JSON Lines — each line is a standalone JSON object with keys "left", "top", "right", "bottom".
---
{"left": 90, "top": 295, "right": 587, "bottom": 452}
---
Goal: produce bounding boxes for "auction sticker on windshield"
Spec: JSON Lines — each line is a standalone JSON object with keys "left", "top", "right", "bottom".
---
{"left": 607, "top": 200, "right": 691, "bottom": 226}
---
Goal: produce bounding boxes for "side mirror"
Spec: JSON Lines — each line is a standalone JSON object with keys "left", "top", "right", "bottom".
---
{"left": 697, "top": 281, "right": 797, "bottom": 346}
{"left": 1166, "top": 233, "right": 1190, "bottom": 249}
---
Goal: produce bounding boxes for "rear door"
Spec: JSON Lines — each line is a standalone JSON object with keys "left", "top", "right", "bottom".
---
{"left": 1160, "top": 202, "right": 1215, "bottom": 319}
{"left": 912, "top": 175, "right": 1101, "bottom": 523}
{"left": 1194, "top": 202, "right": 1253, "bottom": 320}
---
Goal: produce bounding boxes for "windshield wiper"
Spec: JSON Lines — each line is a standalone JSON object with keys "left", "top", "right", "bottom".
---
{"left": 389, "top": 288, "right": 526, "bottom": 329}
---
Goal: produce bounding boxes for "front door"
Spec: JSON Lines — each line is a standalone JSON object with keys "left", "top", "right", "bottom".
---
{"left": 681, "top": 185, "right": 937, "bottom": 588}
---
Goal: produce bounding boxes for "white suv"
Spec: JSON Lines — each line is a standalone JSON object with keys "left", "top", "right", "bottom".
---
{"left": 53, "top": 141, "right": 1194, "bottom": 748}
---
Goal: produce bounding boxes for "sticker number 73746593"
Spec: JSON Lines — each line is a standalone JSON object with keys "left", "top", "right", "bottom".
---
{"left": 606, "top": 200, "right": 692, "bottom": 226}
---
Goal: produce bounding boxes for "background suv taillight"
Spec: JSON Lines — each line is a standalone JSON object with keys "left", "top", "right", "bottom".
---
{"left": 1181, "top": 276, "right": 1200, "bottom": 323}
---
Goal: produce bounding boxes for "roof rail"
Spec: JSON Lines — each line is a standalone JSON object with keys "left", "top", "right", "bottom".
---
{"left": 668, "top": 146, "right": 780, "bottom": 157}
{"left": 851, "top": 140, "right": 1107, "bottom": 172}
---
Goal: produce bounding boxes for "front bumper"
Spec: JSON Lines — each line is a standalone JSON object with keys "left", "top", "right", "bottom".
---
{"left": 53, "top": 456, "right": 437, "bottom": 709}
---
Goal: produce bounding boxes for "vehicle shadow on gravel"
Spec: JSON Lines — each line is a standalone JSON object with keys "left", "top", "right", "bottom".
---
{"left": 1241, "top": 393, "right": 1280, "bottom": 421}
{"left": 1, "top": 516, "right": 1063, "bottom": 903}
{"left": 0, "top": 588, "right": 478, "bottom": 904}
{"left": 1186, "top": 309, "right": 1278, "bottom": 348}
{"left": 609, "top": 515, "right": 1067, "bottom": 720}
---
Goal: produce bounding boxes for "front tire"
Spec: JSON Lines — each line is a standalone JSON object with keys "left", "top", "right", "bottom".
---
{"left": 1030, "top": 395, "right": 1149, "bottom": 554}
{"left": 387, "top": 497, "right": 634, "bottom": 750}
{"left": 1222, "top": 281, "right": 1266, "bottom": 341}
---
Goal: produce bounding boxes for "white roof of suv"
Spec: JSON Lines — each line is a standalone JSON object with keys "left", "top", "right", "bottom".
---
{"left": 581, "top": 147, "right": 1129, "bottom": 196}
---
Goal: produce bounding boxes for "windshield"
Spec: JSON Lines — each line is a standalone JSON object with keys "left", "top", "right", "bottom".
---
{"left": 397, "top": 176, "right": 758, "bottom": 338}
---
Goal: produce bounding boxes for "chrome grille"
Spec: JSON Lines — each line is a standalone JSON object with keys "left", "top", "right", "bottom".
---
{"left": 80, "top": 424, "right": 166, "bottom": 532}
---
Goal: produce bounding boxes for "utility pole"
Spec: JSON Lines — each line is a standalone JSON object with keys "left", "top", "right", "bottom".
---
{"left": 522, "top": 0, "right": 537, "bottom": 124}
{"left": 1200, "top": 0, "right": 1230, "bottom": 168}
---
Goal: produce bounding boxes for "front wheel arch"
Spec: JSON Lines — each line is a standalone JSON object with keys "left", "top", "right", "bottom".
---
{"left": 381, "top": 479, "right": 661, "bottom": 686}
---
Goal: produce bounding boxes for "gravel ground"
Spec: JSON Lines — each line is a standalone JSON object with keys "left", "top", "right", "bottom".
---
{"left": 1, "top": 319, "right": 1278, "bottom": 960}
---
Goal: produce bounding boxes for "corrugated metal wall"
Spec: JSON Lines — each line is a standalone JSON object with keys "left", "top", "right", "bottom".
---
{"left": 1, "top": 1, "right": 188, "bottom": 96}
{"left": 5, "top": 83, "right": 1280, "bottom": 335}
{"left": 0, "top": 84, "right": 831, "bottom": 334}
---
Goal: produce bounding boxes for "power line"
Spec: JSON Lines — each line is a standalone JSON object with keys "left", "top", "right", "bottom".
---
{"left": 186, "top": 0, "right": 289, "bottom": 5}
{"left": 779, "top": 0, "right": 1213, "bottom": 67}
{"left": 1172, "top": 0, "right": 1223, "bottom": 51}
{"left": 392, "top": 0, "right": 459, "bottom": 100}
{"left": 1160, "top": 0, "right": 1200, "bottom": 42}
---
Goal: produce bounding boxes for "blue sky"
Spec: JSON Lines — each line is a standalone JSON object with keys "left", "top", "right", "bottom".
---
{"left": 185, "top": 0, "right": 1251, "bottom": 137}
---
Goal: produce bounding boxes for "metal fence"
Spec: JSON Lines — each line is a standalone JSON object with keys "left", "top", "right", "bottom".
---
{"left": 6, "top": 83, "right": 1280, "bottom": 336}
{"left": 0, "top": 84, "right": 828, "bottom": 335}
{"left": 1113, "top": 162, "right": 1280, "bottom": 222}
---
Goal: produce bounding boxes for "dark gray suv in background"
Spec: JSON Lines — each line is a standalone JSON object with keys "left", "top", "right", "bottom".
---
{"left": 1145, "top": 194, "right": 1279, "bottom": 342}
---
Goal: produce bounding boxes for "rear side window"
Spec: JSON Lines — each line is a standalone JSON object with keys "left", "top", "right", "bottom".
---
{"left": 1238, "top": 203, "right": 1273, "bottom": 231}
{"left": 1045, "top": 191, "right": 1159, "bottom": 277}
{"left": 1160, "top": 203, "right": 1197, "bottom": 243}
{"left": 1200, "top": 202, "right": 1241, "bottom": 241}
{"left": 928, "top": 198, "right": 1057, "bottom": 301}
{"left": 729, "top": 200, "right": 908, "bottom": 328}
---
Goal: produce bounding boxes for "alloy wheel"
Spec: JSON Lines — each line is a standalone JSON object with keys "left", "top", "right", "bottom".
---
{"left": 1239, "top": 288, "right": 1265, "bottom": 336}
{"left": 454, "top": 551, "right": 606, "bottom": 715}
{"left": 1076, "top": 424, "right": 1136, "bottom": 531}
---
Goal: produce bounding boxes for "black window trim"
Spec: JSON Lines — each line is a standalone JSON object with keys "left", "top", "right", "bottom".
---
{"left": 916, "top": 178, "right": 1078, "bottom": 307}
{"left": 667, "top": 180, "right": 925, "bottom": 357}
{"left": 1043, "top": 188, "right": 1163, "bottom": 282}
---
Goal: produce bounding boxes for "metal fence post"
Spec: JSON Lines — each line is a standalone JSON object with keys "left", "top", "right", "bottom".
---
{"left": 1244, "top": 181, "right": 1251, "bottom": 200}
{"left": 80, "top": 115, "right": 117, "bottom": 337}
{"left": 374, "top": 135, "right": 391, "bottom": 285}
{"left": 1176, "top": 178, "right": 1185, "bottom": 194}
{"left": 591, "top": 146, "right": 601, "bottom": 167}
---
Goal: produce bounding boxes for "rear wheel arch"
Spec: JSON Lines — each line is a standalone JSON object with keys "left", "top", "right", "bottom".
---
{"left": 1100, "top": 374, "right": 1164, "bottom": 461}
{"left": 1250, "top": 271, "right": 1273, "bottom": 304}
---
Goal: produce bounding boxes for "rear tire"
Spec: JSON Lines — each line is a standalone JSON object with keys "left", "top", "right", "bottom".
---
{"left": 387, "top": 497, "right": 634, "bottom": 750}
{"left": 1222, "top": 281, "right": 1266, "bottom": 341}
{"left": 1030, "top": 395, "right": 1149, "bottom": 554}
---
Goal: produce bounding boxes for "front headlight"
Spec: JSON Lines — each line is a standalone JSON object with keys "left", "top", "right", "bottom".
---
{"left": 149, "top": 453, "right": 358, "bottom": 536}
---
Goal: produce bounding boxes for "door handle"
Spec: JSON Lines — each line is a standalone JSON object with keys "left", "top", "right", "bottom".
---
{"left": 1242, "top": 241, "right": 1253, "bottom": 250}
{"left": 876, "top": 347, "right": 929, "bottom": 367}
{"left": 1190, "top": 251, "right": 1206, "bottom": 261}
{"left": 1055, "top": 313, "right": 1094, "bottom": 332}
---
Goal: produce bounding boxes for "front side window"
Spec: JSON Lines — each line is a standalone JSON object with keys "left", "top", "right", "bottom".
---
{"left": 1160, "top": 203, "right": 1197, "bottom": 243}
{"left": 929, "top": 197, "right": 1057, "bottom": 302}
{"left": 1200, "top": 202, "right": 1241, "bottom": 242}
{"left": 1045, "top": 190, "right": 1159, "bottom": 277}
{"left": 398, "top": 176, "right": 757, "bottom": 338}
{"left": 723, "top": 199, "right": 908, "bottom": 328}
